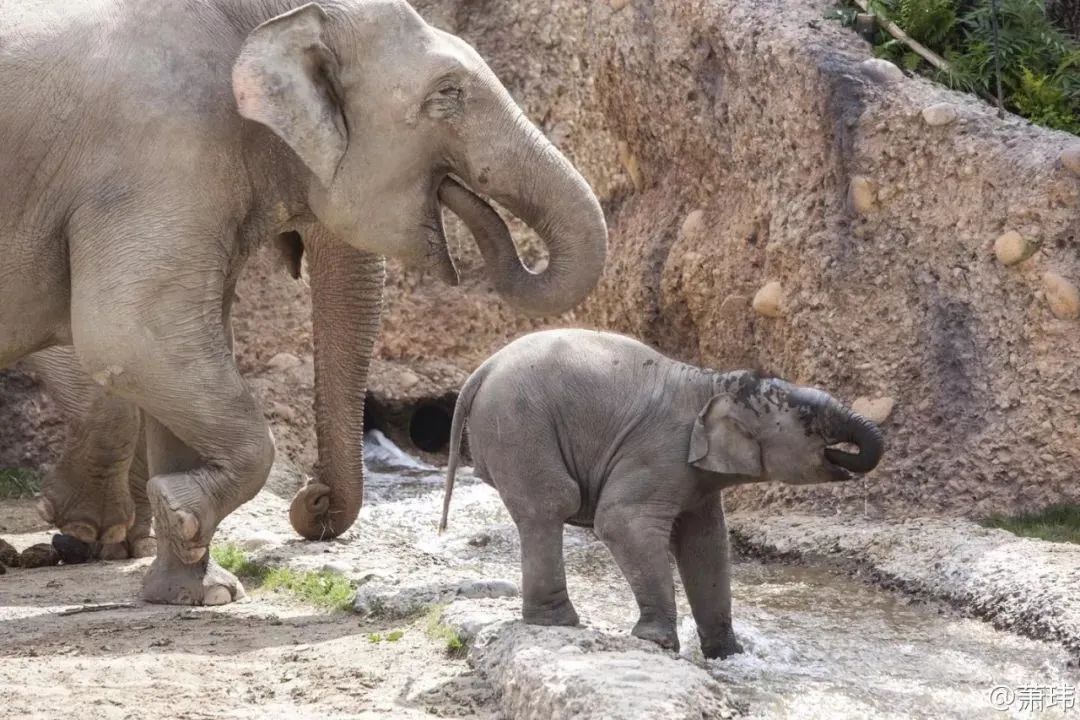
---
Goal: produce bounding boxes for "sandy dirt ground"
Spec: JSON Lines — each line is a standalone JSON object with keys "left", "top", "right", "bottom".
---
{"left": 0, "top": 466, "right": 503, "bottom": 720}
{"left": 2, "top": 443, "right": 1076, "bottom": 720}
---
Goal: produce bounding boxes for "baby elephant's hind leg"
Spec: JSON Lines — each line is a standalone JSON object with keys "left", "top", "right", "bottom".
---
{"left": 497, "top": 465, "right": 581, "bottom": 627}
{"left": 515, "top": 516, "right": 579, "bottom": 626}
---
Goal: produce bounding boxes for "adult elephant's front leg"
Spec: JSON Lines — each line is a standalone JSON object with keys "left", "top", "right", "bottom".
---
{"left": 70, "top": 220, "right": 274, "bottom": 606}
{"left": 673, "top": 494, "right": 743, "bottom": 659}
{"left": 288, "top": 230, "right": 385, "bottom": 541}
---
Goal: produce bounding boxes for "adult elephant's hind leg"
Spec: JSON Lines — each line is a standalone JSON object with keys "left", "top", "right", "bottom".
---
{"left": 27, "top": 347, "right": 139, "bottom": 545}
{"left": 99, "top": 418, "right": 155, "bottom": 560}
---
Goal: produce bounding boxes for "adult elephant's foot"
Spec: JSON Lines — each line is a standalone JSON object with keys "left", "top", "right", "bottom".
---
{"left": 147, "top": 473, "right": 220, "bottom": 565}
{"left": 142, "top": 553, "right": 245, "bottom": 606}
{"left": 701, "top": 630, "right": 743, "bottom": 660}
{"left": 97, "top": 534, "right": 157, "bottom": 561}
{"left": 38, "top": 472, "right": 135, "bottom": 546}
{"left": 632, "top": 617, "right": 680, "bottom": 652}
{"left": 522, "top": 596, "right": 580, "bottom": 627}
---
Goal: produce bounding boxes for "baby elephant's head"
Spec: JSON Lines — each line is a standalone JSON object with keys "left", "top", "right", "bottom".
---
{"left": 688, "top": 372, "right": 884, "bottom": 485}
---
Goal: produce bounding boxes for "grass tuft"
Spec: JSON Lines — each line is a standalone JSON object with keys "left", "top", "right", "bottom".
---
{"left": 0, "top": 468, "right": 42, "bottom": 499}
{"left": 424, "top": 604, "right": 466, "bottom": 657}
{"left": 210, "top": 544, "right": 356, "bottom": 611}
{"left": 982, "top": 504, "right": 1080, "bottom": 545}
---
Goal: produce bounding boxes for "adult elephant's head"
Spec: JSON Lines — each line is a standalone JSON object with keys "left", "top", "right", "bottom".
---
{"left": 232, "top": 1, "right": 607, "bottom": 316}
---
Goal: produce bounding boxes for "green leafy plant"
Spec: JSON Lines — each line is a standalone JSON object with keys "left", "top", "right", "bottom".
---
{"left": 210, "top": 544, "right": 357, "bottom": 611}
{"left": 0, "top": 468, "right": 42, "bottom": 499}
{"left": 423, "top": 604, "right": 466, "bottom": 657}
{"left": 829, "top": 0, "right": 1080, "bottom": 134}
{"left": 982, "top": 504, "right": 1080, "bottom": 544}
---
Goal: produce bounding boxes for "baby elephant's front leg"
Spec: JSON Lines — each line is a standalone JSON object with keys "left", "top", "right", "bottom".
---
{"left": 595, "top": 506, "right": 679, "bottom": 651}
{"left": 673, "top": 495, "right": 743, "bottom": 659}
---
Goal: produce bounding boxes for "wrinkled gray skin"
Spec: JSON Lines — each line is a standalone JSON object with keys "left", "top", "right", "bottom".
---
{"left": 24, "top": 237, "right": 338, "bottom": 563}
{"left": 441, "top": 330, "right": 884, "bottom": 658}
{"left": 0, "top": 0, "right": 606, "bottom": 605}
{"left": 25, "top": 347, "right": 155, "bottom": 561}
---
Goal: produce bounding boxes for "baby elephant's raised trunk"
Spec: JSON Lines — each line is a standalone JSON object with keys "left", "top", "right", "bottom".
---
{"left": 825, "top": 411, "right": 885, "bottom": 473}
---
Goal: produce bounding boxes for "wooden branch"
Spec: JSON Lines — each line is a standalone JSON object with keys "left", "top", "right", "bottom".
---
{"left": 58, "top": 602, "right": 136, "bottom": 616}
{"left": 852, "top": 0, "right": 954, "bottom": 74}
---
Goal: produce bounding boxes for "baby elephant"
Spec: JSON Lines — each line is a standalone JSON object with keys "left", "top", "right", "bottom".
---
{"left": 440, "top": 329, "right": 884, "bottom": 658}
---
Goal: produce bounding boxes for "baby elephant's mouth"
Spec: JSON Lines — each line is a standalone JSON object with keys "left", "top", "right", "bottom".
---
{"left": 823, "top": 441, "right": 860, "bottom": 482}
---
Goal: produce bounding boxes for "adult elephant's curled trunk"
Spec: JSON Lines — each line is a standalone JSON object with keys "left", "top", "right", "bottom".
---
{"left": 291, "top": 112, "right": 607, "bottom": 541}
{"left": 439, "top": 122, "right": 607, "bottom": 317}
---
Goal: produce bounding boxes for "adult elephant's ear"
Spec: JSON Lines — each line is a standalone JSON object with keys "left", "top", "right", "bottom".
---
{"left": 688, "top": 395, "right": 763, "bottom": 477}
{"left": 232, "top": 3, "right": 346, "bottom": 188}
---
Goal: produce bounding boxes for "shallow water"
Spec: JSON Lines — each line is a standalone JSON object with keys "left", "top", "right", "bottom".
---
{"left": 363, "top": 433, "right": 1078, "bottom": 720}
{"left": 699, "top": 563, "right": 1076, "bottom": 719}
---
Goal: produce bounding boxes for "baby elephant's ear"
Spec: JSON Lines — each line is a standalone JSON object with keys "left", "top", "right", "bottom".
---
{"left": 688, "top": 394, "right": 763, "bottom": 476}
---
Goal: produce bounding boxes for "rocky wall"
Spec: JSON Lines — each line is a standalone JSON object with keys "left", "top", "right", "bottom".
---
{"left": 385, "top": 0, "right": 1080, "bottom": 517}
{"left": 5, "top": 0, "right": 1079, "bottom": 519}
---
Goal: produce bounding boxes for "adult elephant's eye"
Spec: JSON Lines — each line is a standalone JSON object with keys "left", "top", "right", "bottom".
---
{"left": 437, "top": 85, "right": 462, "bottom": 101}
{"left": 423, "top": 83, "right": 464, "bottom": 119}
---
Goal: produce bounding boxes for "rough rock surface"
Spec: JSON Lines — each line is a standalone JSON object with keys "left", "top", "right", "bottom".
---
{"left": 381, "top": 0, "right": 1080, "bottom": 518}
{"left": 728, "top": 511, "right": 1080, "bottom": 658}
{"left": 467, "top": 622, "right": 738, "bottom": 720}
{"left": 4, "top": 0, "right": 1080, "bottom": 520}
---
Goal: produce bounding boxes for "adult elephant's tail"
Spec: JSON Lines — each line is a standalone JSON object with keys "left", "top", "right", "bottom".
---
{"left": 439, "top": 362, "right": 492, "bottom": 532}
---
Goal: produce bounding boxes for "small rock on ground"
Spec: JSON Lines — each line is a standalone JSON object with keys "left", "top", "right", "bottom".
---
{"left": 456, "top": 579, "right": 518, "bottom": 600}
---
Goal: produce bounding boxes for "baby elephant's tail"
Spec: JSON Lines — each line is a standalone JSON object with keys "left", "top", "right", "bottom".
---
{"left": 440, "top": 363, "right": 489, "bottom": 533}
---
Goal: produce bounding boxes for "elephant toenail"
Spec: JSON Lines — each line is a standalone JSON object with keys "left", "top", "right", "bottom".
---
{"left": 61, "top": 522, "right": 98, "bottom": 543}
{"left": 37, "top": 498, "right": 55, "bottom": 523}
{"left": 176, "top": 510, "right": 199, "bottom": 541}
{"left": 100, "top": 524, "right": 128, "bottom": 545}
{"left": 178, "top": 545, "right": 208, "bottom": 564}
{"left": 203, "top": 586, "right": 232, "bottom": 606}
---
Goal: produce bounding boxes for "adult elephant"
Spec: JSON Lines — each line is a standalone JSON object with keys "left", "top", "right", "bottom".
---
{"left": 0, "top": 0, "right": 607, "bottom": 605}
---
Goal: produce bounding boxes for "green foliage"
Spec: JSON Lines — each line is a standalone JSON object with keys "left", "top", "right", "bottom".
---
{"left": 210, "top": 544, "right": 357, "bottom": 611}
{"left": 982, "top": 504, "right": 1080, "bottom": 544}
{"left": 211, "top": 544, "right": 267, "bottom": 578}
{"left": 829, "top": 0, "right": 1080, "bottom": 134}
{"left": 367, "top": 629, "right": 404, "bottom": 644}
{"left": 423, "top": 604, "right": 467, "bottom": 658}
{"left": 0, "top": 468, "right": 42, "bottom": 498}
